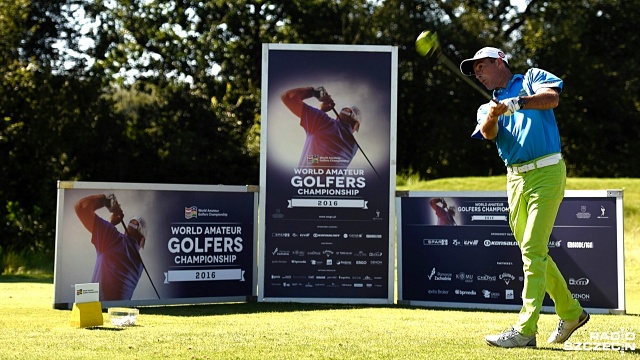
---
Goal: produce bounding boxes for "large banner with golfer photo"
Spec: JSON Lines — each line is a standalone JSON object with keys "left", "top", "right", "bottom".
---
{"left": 53, "top": 181, "right": 258, "bottom": 309}
{"left": 258, "top": 44, "right": 397, "bottom": 303}
{"left": 397, "top": 190, "right": 625, "bottom": 314}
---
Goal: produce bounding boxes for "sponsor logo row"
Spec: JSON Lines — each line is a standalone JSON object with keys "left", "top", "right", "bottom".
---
{"left": 428, "top": 268, "right": 591, "bottom": 287}
{"left": 271, "top": 232, "right": 383, "bottom": 239}
{"left": 423, "top": 239, "right": 595, "bottom": 249}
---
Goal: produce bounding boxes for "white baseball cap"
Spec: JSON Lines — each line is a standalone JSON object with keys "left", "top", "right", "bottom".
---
{"left": 459, "top": 47, "right": 509, "bottom": 76}
{"left": 340, "top": 106, "right": 362, "bottom": 131}
{"left": 129, "top": 216, "right": 147, "bottom": 238}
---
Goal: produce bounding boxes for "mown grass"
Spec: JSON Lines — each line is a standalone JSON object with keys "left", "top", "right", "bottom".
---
{"left": 1, "top": 176, "right": 638, "bottom": 359}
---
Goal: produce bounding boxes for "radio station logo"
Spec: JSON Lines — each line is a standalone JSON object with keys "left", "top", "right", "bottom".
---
{"left": 565, "top": 328, "right": 636, "bottom": 353}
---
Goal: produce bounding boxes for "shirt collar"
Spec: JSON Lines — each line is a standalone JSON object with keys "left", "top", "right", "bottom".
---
{"left": 493, "top": 74, "right": 524, "bottom": 98}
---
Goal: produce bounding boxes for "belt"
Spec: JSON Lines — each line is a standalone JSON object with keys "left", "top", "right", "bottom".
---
{"left": 507, "top": 153, "right": 562, "bottom": 174}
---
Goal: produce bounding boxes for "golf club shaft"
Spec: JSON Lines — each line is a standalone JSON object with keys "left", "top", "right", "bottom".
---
{"left": 331, "top": 107, "right": 383, "bottom": 182}
{"left": 435, "top": 51, "right": 498, "bottom": 103}
{"left": 121, "top": 219, "right": 161, "bottom": 299}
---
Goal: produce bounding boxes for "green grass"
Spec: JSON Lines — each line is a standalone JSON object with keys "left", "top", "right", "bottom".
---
{"left": 1, "top": 177, "right": 639, "bottom": 359}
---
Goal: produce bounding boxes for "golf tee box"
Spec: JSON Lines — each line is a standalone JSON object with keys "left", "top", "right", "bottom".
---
{"left": 70, "top": 301, "right": 103, "bottom": 328}
{"left": 70, "top": 283, "right": 103, "bottom": 328}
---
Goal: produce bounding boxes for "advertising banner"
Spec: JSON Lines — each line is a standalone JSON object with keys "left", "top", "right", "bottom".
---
{"left": 397, "top": 190, "right": 625, "bottom": 314}
{"left": 53, "top": 181, "right": 258, "bottom": 309}
{"left": 259, "top": 44, "right": 397, "bottom": 303}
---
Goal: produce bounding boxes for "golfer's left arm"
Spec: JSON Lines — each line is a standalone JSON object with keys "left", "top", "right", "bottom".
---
{"left": 518, "top": 87, "right": 560, "bottom": 110}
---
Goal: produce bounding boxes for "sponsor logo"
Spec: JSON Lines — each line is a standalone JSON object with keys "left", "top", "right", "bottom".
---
{"left": 424, "top": 239, "right": 448, "bottom": 246}
{"left": 185, "top": 206, "right": 197, "bottom": 219}
{"left": 500, "top": 273, "right": 516, "bottom": 285}
{"left": 484, "top": 240, "right": 518, "bottom": 247}
{"left": 597, "top": 205, "right": 609, "bottom": 219}
{"left": 456, "top": 272, "right": 474, "bottom": 283}
{"left": 567, "top": 241, "right": 594, "bottom": 249}
{"left": 454, "top": 289, "right": 477, "bottom": 296}
{"left": 548, "top": 240, "right": 562, "bottom": 248}
{"left": 453, "top": 239, "right": 479, "bottom": 246}
{"left": 369, "top": 252, "right": 383, "bottom": 257}
{"left": 505, "top": 289, "right": 514, "bottom": 300}
{"left": 272, "top": 232, "right": 291, "bottom": 238}
{"left": 573, "top": 293, "right": 591, "bottom": 301}
{"left": 428, "top": 289, "right": 450, "bottom": 295}
{"left": 355, "top": 260, "right": 367, "bottom": 265}
{"left": 496, "top": 261, "right": 513, "bottom": 266}
{"left": 477, "top": 274, "right": 497, "bottom": 282}
{"left": 569, "top": 277, "right": 590, "bottom": 286}
{"left": 366, "top": 234, "right": 382, "bottom": 238}
{"left": 428, "top": 268, "right": 452, "bottom": 281}
{"left": 482, "top": 289, "right": 500, "bottom": 299}
{"left": 576, "top": 205, "right": 591, "bottom": 219}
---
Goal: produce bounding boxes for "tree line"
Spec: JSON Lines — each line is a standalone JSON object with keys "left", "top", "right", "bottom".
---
{"left": 1, "top": 0, "right": 638, "bottom": 261}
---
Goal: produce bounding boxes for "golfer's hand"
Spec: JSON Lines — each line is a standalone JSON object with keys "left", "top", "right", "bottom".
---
{"left": 489, "top": 98, "right": 508, "bottom": 117}
{"left": 319, "top": 97, "right": 335, "bottom": 112}
{"left": 499, "top": 97, "right": 521, "bottom": 116}
{"left": 104, "top": 193, "right": 117, "bottom": 212}
{"left": 313, "top": 86, "right": 330, "bottom": 102}
{"left": 109, "top": 204, "right": 124, "bottom": 225}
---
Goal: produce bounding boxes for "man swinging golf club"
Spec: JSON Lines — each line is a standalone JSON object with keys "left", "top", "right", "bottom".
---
{"left": 460, "top": 46, "right": 589, "bottom": 348}
{"left": 75, "top": 193, "right": 148, "bottom": 301}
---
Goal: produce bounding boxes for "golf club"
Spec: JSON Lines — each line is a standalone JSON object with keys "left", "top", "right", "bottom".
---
{"left": 330, "top": 106, "right": 384, "bottom": 183}
{"left": 415, "top": 30, "right": 498, "bottom": 103}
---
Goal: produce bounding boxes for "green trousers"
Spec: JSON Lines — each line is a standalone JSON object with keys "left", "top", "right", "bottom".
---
{"left": 506, "top": 159, "right": 583, "bottom": 336}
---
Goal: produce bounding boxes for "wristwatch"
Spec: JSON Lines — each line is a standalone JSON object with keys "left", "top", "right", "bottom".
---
{"left": 517, "top": 96, "right": 526, "bottom": 109}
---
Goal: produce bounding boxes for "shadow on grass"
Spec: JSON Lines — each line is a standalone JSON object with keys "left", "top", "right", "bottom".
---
{"left": 128, "top": 300, "right": 640, "bottom": 319}
{"left": 138, "top": 301, "right": 401, "bottom": 317}
{"left": 0, "top": 273, "right": 53, "bottom": 284}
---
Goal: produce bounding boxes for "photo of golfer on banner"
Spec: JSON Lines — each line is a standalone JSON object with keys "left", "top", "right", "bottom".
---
{"left": 281, "top": 86, "right": 362, "bottom": 169}
{"left": 75, "top": 193, "right": 152, "bottom": 301}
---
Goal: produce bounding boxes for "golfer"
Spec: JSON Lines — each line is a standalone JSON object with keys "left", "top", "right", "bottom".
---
{"left": 281, "top": 86, "right": 362, "bottom": 168}
{"left": 429, "top": 198, "right": 457, "bottom": 226}
{"left": 75, "top": 194, "right": 147, "bottom": 301}
{"left": 460, "top": 47, "right": 589, "bottom": 348}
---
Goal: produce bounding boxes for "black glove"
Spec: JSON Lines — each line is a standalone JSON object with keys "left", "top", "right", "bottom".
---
{"left": 313, "top": 86, "right": 329, "bottom": 102}
{"left": 104, "top": 194, "right": 118, "bottom": 212}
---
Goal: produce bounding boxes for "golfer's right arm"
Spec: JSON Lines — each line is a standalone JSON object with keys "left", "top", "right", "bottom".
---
{"left": 75, "top": 194, "right": 109, "bottom": 233}
{"left": 480, "top": 100, "right": 503, "bottom": 140}
{"left": 281, "top": 87, "right": 317, "bottom": 118}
